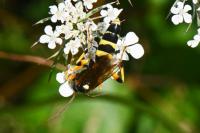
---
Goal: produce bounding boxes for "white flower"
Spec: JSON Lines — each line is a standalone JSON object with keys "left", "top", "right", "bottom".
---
{"left": 116, "top": 32, "right": 144, "bottom": 60}
{"left": 170, "top": 2, "right": 192, "bottom": 25}
{"left": 75, "top": 1, "right": 86, "bottom": 19}
{"left": 56, "top": 23, "right": 73, "bottom": 40}
{"left": 49, "top": 3, "right": 69, "bottom": 23}
{"left": 187, "top": 28, "right": 200, "bottom": 48}
{"left": 64, "top": 38, "right": 82, "bottom": 55}
{"left": 71, "top": 30, "right": 80, "bottom": 37}
{"left": 59, "top": 82, "right": 74, "bottom": 97}
{"left": 193, "top": 0, "right": 198, "bottom": 4}
{"left": 68, "top": 2, "right": 86, "bottom": 23}
{"left": 64, "top": 0, "right": 74, "bottom": 10}
{"left": 187, "top": 40, "right": 199, "bottom": 48}
{"left": 83, "top": 0, "right": 97, "bottom": 9}
{"left": 100, "top": 4, "right": 123, "bottom": 23}
{"left": 97, "top": 22, "right": 110, "bottom": 34}
{"left": 192, "top": 28, "right": 200, "bottom": 40}
{"left": 77, "top": 22, "right": 86, "bottom": 32}
{"left": 39, "top": 25, "right": 62, "bottom": 49}
{"left": 85, "top": 21, "right": 98, "bottom": 31}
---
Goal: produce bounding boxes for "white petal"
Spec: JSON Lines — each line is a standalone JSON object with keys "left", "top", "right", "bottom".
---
{"left": 177, "top": 2, "right": 184, "bottom": 9}
{"left": 49, "top": 5, "right": 58, "bottom": 14}
{"left": 39, "top": 35, "right": 50, "bottom": 43}
{"left": 187, "top": 40, "right": 192, "bottom": 46}
{"left": 44, "top": 25, "right": 53, "bottom": 35}
{"left": 197, "top": 28, "right": 200, "bottom": 35}
{"left": 193, "top": 0, "right": 198, "bottom": 4}
{"left": 86, "top": 3, "right": 93, "bottom": 9}
{"left": 75, "top": 1, "right": 83, "bottom": 9}
{"left": 117, "top": 39, "right": 123, "bottom": 47}
{"left": 171, "top": 15, "right": 183, "bottom": 25}
{"left": 54, "top": 31, "right": 60, "bottom": 37}
{"left": 121, "top": 52, "right": 129, "bottom": 61}
{"left": 56, "top": 72, "right": 65, "bottom": 84}
{"left": 113, "top": 8, "right": 123, "bottom": 17}
{"left": 51, "top": 15, "right": 58, "bottom": 23}
{"left": 56, "top": 38, "right": 63, "bottom": 45}
{"left": 91, "top": 23, "right": 97, "bottom": 31}
{"left": 100, "top": 10, "right": 108, "bottom": 16}
{"left": 65, "top": 33, "right": 73, "bottom": 40}
{"left": 170, "top": 6, "right": 179, "bottom": 14}
{"left": 64, "top": 47, "right": 70, "bottom": 54}
{"left": 118, "top": 9, "right": 123, "bottom": 15}
{"left": 48, "top": 41, "right": 56, "bottom": 49}
{"left": 104, "top": 17, "right": 111, "bottom": 24}
{"left": 184, "top": 5, "right": 192, "bottom": 12}
{"left": 58, "top": 3, "right": 65, "bottom": 10}
{"left": 59, "top": 82, "right": 74, "bottom": 97}
{"left": 56, "top": 26, "right": 62, "bottom": 32}
{"left": 60, "top": 18, "right": 66, "bottom": 23}
{"left": 71, "top": 48, "right": 79, "bottom": 55}
{"left": 105, "top": 4, "right": 113, "bottom": 9}
{"left": 124, "top": 32, "right": 139, "bottom": 46}
{"left": 127, "top": 44, "right": 144, "bottom": 59}
{"left": 194, "top": 35, "right": 200, "bottom": 41}
{"left": 183, "top": 13, "right": 192, "bottom": 23}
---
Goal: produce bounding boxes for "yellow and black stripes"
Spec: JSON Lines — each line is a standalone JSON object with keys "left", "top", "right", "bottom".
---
{"left": 98, "top": 18, "right": 121, "bottom": 55}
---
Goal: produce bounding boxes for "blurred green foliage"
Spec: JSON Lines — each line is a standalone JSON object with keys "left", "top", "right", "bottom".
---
{"left": 0, "top": 0, "right": 200, "bottom": 133}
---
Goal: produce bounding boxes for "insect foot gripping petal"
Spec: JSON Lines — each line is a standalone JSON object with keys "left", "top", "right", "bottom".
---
{"left": 59, "top": 82, "right": 74, "bottom": 97}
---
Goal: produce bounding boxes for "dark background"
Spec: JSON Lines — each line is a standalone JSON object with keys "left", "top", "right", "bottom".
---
{"left": 0, "top": 0, "right": 200, "bottom": 133}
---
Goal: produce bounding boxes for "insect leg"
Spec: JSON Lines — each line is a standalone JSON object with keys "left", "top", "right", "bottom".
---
{"left": 111, "top": 66, "right": 124, "bottom": 83}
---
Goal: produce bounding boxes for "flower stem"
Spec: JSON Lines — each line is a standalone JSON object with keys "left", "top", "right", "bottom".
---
{"left": 0, "top": 51, "right": 66, "bottom": 71}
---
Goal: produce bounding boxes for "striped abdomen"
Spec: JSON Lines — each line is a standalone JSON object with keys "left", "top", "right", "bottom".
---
{"left": 98, "top": 19, "right": 121, "bottom": 55}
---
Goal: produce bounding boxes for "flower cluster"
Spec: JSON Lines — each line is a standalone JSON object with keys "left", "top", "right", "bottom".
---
{"left": 39, "top": 0, "right": 122, "bottom": 52}
{"left": 187, "top": 28, "right": 200, "bottom": 48}
{"left": 36, "top": 0, "right": 144, "bottom": 97}
{"left": 169, "top": 0, "right": 200, "bottom": 48}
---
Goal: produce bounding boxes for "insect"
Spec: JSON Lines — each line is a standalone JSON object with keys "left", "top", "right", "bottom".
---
{"left": 58, "top": 18, "right": 144, "bottom": 98}
{"left": 65, "top": 18, "right": 125, "bottom": 95}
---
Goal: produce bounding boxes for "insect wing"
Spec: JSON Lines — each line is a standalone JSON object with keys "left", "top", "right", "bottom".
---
{"left": 72, "top": 55, "right": 119, "bottom": 92}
